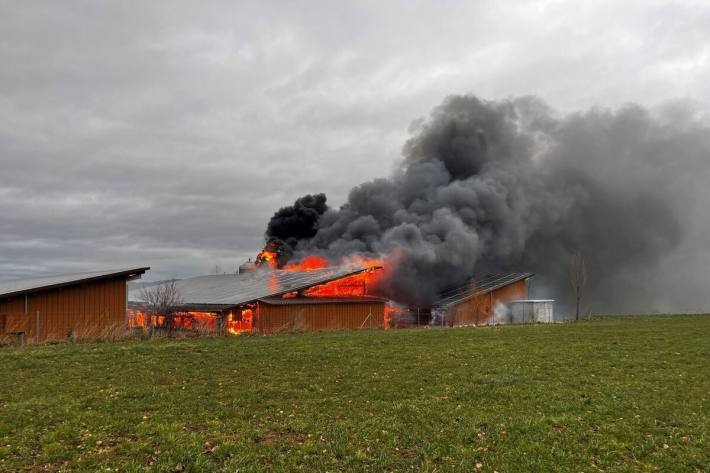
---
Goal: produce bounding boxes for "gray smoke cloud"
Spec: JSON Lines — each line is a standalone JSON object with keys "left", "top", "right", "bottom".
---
{"left": 281, "top": 95, "right": 709, "bottom": 313}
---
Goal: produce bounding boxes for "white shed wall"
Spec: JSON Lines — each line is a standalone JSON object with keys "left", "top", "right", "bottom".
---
{"left": 510, "top": 300, "right": 556, "bottom": 323}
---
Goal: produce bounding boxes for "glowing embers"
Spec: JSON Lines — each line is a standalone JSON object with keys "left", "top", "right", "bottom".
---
{"left": 225, "top": 307, "right": 253, "bottom": 334}
{"left": 127, "top": 309, "right": 217, "bottom": 331}
{"left": 127, "top": 308, "right": 253, "bottom": 335}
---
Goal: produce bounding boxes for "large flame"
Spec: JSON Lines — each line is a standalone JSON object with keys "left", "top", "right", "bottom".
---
{"left": 255, "top": 248, "right": 279, "bottom": 269}
{"left": 127, "top": 310, "right": 218, "bottom": 331}
{"left": 254, "top": 239, "right": 287, "bottom": 269}
{"left": 226, "top": 308, "right": 253, "bottom": 334}
{"left": 283, "top": 255, "right": 328, "bottom": 271}
{"left": 302, "top": 266, "right": 382, "bottom": 297}
{"left": 283, "top": 254, "right": 388, "bottom": 298}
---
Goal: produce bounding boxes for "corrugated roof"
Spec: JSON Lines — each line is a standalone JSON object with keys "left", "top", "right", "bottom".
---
{"left": 0, "top": 267, "right": 150, "bottom": 300}
{"left": 433, "top": 272, "right": 534, "bottom": 309}
{"left": 258, "top": 296, "right": 387, "bottom": 305}
{"left": 128, "top": 265, "right": 380, "bottom": 309}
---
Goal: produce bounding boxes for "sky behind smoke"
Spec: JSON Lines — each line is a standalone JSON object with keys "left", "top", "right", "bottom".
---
{"left": 1, "top": 1, "right": 709, "bottom": 311}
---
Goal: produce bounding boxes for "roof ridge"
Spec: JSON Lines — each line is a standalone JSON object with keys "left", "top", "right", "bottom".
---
{"left": 0, "top": 267, "right": 150, "bottom": 299}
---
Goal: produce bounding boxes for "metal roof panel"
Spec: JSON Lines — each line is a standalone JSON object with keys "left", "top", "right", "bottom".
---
{"left": 433, "top": 272, "right": 534, "bottom": 309}
{"left": 128, "top": 265, "right": 379, "bottom": 308}
{"left": 0, "top": 267, "right": 150, "bottom": 299}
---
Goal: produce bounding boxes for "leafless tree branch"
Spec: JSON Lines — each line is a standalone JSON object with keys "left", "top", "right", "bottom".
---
{"left": 139, "top": 280, "right": 184, "bottom": 334}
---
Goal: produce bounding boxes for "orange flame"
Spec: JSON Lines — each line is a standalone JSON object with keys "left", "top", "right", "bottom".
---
{"left": 127, "top": 309, "right": 218, "bottom": 331}
{"left": 226, "top": 308, "right": 253, "bottom": 334}
{"left": 282, "top": 254, "right": 389, "bottom": 298}
{"left": 302, "top": 267, "right": 381, "bottom": 297}
{"left": 283, "top": 255, "right": 328, "bottom": 271}
{"left": 284, "top": 254, "right": 384, "bottom": 272}
{"left": 256, "top": 249, "right": 279, "bottom": 269}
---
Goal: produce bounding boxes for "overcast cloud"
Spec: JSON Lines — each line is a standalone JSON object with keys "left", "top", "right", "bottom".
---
{"left": 1, "top": 0, "right": 709, "bottom": 285}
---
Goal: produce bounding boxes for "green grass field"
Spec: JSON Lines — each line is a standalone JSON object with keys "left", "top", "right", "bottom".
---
{"left": 1, "top": 315, "right": 708, "bottom": 472}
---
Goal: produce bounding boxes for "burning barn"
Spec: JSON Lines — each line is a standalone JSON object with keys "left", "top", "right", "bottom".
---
{"left": 128, "top": 264, "right": 387, "bottom": 334}
{"left": 126, "top": 233, "right": 546, "bottom": 334}
{"left": 128, "top": 248, "right": 544, "bottom": 333}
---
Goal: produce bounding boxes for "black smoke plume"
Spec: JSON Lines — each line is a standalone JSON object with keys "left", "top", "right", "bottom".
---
{"left": 265, "top": 193, "right": 329, "bottom": 250}
{"left": 267, "top": 95, "right": 709, "bottom": 313}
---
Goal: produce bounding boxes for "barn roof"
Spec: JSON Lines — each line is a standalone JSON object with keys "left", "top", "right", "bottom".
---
{"left": 433, "top": 272, "right": 534, "bottom": 309}
{"left": 258, "top": 296, "right": 387, "bottom": 305}
{"left": 128, "top": 265, "right": 381, "bottom": 310}
{"left": 0, "top": 267, "right": 150, "bottom": 300}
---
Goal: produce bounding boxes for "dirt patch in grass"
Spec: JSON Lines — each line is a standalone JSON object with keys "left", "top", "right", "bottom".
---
{"left": 261, "top": 428, "right": 308, "bottom": 445}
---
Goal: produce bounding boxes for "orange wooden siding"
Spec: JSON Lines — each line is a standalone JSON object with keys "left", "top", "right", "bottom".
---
{"left": 253, "top": 301, "right": 385, "bottom": 333}
{"left": 444, "top": 279, "right": 527, "bottom": 326}
{"left": 0, "top": 278, "right": 127, "bottom": 342}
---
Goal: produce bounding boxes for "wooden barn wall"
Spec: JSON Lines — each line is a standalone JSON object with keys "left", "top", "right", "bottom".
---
{"left": 0, "top": 278, "right": 127, "bottom": 342}
{"left": 445, "top": 279, "right": 528, "bottom": 326}
{"left": 253, "top": 302, "right": 385, "bottom": 333}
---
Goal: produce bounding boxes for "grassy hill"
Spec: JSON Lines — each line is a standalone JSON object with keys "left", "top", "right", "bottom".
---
{"left": 1, "top": 315, "right": 708, "bottom": 472}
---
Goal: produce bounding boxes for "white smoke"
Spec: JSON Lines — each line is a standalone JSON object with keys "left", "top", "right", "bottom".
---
{"left": 492, "top": 301, "right": 510, "bottom": 325}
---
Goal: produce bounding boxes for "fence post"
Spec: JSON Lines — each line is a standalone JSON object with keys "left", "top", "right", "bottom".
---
{"left": 36, "top": 310, "right": 40, "bottom": 343}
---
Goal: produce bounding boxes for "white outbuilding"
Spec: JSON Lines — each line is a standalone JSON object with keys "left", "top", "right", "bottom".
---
{"left": 509, "top": 299, "right": 556, "bottom": 323}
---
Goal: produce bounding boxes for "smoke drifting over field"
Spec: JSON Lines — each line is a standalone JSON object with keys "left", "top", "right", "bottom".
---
{"left": 266, "top": 95, "right": 709, "bottom": 312}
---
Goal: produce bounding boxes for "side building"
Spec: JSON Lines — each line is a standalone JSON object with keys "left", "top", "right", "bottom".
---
{"left": 0, "top": 267, "right": 149, "bottom": 343}
{"left": 432, "top": 273, "right": 534, "bottom": 326}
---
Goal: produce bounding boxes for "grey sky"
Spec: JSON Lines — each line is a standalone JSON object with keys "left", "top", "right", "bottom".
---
{"left": 1, "top": 0, "right": 709, "bottom": 281}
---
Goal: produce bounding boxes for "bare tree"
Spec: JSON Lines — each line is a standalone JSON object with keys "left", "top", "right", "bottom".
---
{"left": 570, "top": 250, "right": 587, "bottom": 321}
{"left": 139, "top": 280, "right": 184, "bottom": 335}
